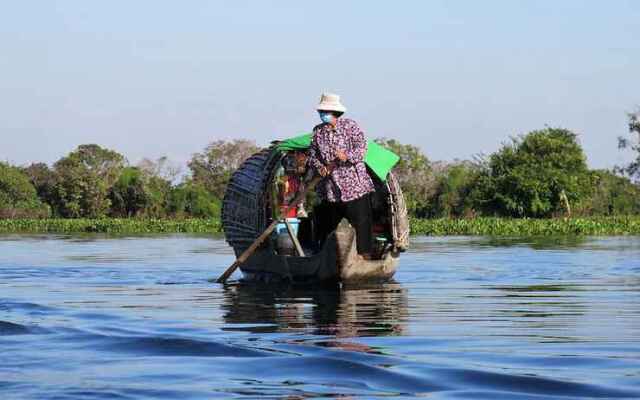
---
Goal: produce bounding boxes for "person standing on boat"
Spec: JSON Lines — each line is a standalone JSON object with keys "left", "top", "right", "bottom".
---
{"left": 308, "top": 93, "right": 376, "bottom": 259}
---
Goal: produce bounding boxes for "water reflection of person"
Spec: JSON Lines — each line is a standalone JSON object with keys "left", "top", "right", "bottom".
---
{"left": 221, "top": 283, "right": 408, "bottom": 339}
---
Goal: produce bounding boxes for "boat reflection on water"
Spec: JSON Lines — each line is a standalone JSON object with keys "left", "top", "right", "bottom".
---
{"left": 221, "top": 283, "right": 409, "bottom": 339}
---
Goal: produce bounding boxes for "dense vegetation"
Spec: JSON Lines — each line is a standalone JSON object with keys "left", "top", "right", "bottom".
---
{"left": 377, "top": 123, "right": 640, "bottom": 220}
{"left": 478, "top": 128, "right": 593, "bottom": 217}
{"left": 1, "top": 112, "right": 639, "bottom": 235}
{"left": 410, "top": 216, "right": 640, "bottom": 236}
{"left": 1, "top": 217, "right": 639, "bottom": 236}
{"left": 0, "top": 218, "right": 221, "bottom": 234}
{"left": 0, "top": 163, "right": 50, "bottom": 218}
{"left": 1, "top": 141, "right": 253, "bottom": 220}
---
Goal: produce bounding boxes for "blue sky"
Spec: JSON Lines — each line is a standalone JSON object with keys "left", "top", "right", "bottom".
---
{"left": 1, "top": 1, "right": 638, "bottom": 170}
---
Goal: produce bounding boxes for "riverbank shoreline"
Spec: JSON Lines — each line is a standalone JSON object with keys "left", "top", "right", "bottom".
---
{"left": 410, "top": 216, "right": 640, "bottom": 236}
{"left": 0, "top": 218, "right": 222, "bottom": 234}
{"left": 1, "top": 217, "right": 640, "bottom": 236}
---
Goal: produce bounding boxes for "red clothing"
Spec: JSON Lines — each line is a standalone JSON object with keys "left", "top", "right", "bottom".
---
{"left": 279, "top": 175, "right": 300, "bottom": 217}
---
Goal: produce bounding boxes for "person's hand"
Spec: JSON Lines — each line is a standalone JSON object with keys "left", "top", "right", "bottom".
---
{"left": 319, "top": 166, "right": 329, "bottom": 177}
{"left": 336, "top": 150, "right": 347, "bottom": 162}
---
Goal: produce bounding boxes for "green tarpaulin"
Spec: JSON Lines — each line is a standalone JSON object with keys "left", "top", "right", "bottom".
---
{"left": 276, "top": 133, "right": 400, "bottom": 182}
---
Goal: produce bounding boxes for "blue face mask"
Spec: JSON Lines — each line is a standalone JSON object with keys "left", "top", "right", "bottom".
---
{"left": 320, "top": 112, "right": 334, "bottom": 124}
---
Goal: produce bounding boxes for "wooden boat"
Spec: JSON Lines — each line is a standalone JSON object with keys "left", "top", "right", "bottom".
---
{"left": 221, "top": 144, "right": 409, "bottom": 285}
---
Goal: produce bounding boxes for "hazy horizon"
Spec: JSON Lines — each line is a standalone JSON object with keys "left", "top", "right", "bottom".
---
{"left": 1, "top": 1, "right": 638, "bottom": 170}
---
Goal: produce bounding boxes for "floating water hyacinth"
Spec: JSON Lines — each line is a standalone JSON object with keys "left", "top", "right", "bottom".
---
{"left": 1, "top": 217, "right": 640, "bottom": 235}
{"left": 0, "top": 218, "right": 222, "bottom": 234}
{"left": 410, "top": 216, "right": 640, "bottom": 236}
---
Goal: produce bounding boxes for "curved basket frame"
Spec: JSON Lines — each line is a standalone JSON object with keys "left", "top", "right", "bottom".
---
{"left": 222, "top": 146, "right": 409, "bottom": 256}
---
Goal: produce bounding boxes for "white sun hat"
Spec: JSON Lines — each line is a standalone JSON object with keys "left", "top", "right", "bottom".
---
{"left": 316, "top": 93, "right": 347, "bottom": 112}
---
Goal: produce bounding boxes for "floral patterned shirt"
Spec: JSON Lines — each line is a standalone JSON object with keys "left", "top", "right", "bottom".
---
{"left": 308, "top": 118, "right": 375, "bottom": 203}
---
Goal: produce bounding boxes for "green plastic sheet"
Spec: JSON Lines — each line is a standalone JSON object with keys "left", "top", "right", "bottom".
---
{"left": 276, "top": 133, "right": 400, "bottom": 182}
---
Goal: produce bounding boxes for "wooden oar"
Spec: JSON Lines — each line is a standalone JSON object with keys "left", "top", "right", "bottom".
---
{"left": 216, "top": 174, "right": 323, "bottom": 283}
{"left": 284, "top": 218, "right": 305, "bottom": 256}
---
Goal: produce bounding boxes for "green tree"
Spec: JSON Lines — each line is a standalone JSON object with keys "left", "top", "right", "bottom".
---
{"left": 21, "top": 163, "right": 57, "bottom": 208}
{"left": 583, "top": 170, "right": 640, "bottom": 215}
{"left": 618, "top": 110, "right": 640, "bottom": 181}
{"left": 429, "top": 163, "right": 481, "bottom": 218}
{"left": 108, "top": 167, "right": 149, "bottom": 217}
{"left": 188, "top": 139, "right": 259, "bottom": 199}
{"left": 137, "top": 156, "right": 178, "bottom": 217}
{"left": 168, "top": 181, "right": 221, "bottom": 218}
{"left": 53, "top": 144, "right": 125, "bottom": 218}
{"left": 480, "top": 128, "right": 594, "bottom": 217}
{"left": 374, "top": 138, "right": 434, "bottom": 217}
{"left": 0, "top": 162, "right": 50, "bottom": 218}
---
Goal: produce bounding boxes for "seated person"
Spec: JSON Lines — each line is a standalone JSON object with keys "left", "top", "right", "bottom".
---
{"left": 277, "top": 151, "right": 308, "bottom": 219}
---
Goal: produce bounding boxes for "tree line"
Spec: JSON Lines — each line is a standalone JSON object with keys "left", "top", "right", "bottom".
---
{"left": 1, "top": 112, "right": 639, "bottom": 220}
{"left": 0, "top": 140, "right": 259, "bottom": 220}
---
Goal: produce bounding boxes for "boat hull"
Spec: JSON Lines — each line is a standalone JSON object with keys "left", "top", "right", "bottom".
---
{"left": 222, "top": 146, "right": 408, "bottom": 285}
{"left": 238, "top": 221, "right": 399, "bottom": 285}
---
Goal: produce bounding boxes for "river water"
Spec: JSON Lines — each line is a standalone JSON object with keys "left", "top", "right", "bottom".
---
{"left": 1, "top": 234, "right": 639, "bottom": 399}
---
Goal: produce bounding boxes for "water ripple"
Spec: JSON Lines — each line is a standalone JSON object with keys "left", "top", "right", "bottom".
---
{"left": 1, "top": 234, "right": 639, "bottom": 399}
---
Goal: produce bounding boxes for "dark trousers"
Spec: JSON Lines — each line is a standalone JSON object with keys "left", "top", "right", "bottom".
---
{"left": 315, "top": 194, "right": 373, "bottom": 255}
